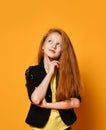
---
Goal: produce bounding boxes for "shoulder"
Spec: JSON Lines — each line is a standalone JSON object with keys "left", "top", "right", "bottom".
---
{"left": 25, "top": 59, "right": 45, "bottom": 80}
{"left": 25, "top": 65, "right": 40, "bottom": 80}
{"left": 25, "top": 64, "right": 46, "bottom": 81}
{"left": 25, "top": 65, "right": 38, "bottom": 74}
{"left": 25, "top": 58, "right": 44, "bottom": 74}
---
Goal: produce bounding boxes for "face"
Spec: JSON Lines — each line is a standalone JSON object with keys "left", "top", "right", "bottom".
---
{"left": 42, "top": 32, "right": 62, "bottom": 60}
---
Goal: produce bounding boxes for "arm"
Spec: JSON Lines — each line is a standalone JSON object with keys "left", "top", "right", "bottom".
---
{"left": 31, "top": 72, "right": 53, "bottom": 104}
{"left": 31, "top": 57, "right": 60, "bottom": 105}
{"left": 47, "top": 98, "right": 80, "bottom": 109}
{"left": 37, "top": 98, "right": 80, "bottom": 110}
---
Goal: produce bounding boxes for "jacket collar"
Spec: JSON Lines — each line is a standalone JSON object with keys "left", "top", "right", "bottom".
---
{"left": 38, "top": 58, "right": 45, "bottom": 68}
{"left": 38, "top": 58, "right": 47, "bottom": 75}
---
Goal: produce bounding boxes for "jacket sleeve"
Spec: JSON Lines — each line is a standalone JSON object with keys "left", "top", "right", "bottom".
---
{"left": 25, "top": 66, "right": 38, "bottom": 101}
{"left": 71, "top": 94, "right": 82, "bottom": 103}
{"left": 77, "top": 95, "right": 82, "bottom": 102}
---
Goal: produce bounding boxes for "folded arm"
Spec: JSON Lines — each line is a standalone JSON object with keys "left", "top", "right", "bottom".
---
{"left": 34, "top": 97, "right": 80, "bottom": 110}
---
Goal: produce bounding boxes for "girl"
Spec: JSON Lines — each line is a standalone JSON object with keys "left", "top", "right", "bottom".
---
{"left": 25, "top": 28, "right": 82, "bottom": 130}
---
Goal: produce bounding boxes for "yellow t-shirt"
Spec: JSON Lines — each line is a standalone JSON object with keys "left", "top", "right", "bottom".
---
{"left": 31, "top": 74, "right": 70, "bottom": 130}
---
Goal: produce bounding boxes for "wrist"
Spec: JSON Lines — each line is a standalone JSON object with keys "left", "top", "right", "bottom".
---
{"left": 47, "top": 71, "right": 53, "bottom": 77}
{"left": 46, "top": 102, "right": 50, "bottom": 109}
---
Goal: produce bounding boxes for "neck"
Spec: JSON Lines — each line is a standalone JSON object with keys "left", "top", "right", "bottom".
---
{"left": 44, "top": 57, "right": 49, "bottom": 71}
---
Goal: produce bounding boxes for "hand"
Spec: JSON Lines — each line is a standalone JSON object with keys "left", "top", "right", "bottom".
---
{"left": 46, "top": 56, "right": 60, "bottom": 75}
{"left": 71, "top": 98, "right": 80, "bottom": 108}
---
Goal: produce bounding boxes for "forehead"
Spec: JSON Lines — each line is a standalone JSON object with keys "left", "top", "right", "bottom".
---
{"left": 46, "top": 32, "right": 62, "bottom": 40}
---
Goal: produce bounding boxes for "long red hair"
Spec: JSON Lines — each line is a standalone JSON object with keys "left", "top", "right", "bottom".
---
{"left": 38, "top": 28, "right": 82, "bottom": 101}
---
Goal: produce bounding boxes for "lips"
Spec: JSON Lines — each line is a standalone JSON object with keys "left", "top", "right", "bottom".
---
{"left": 49, "top": 49, "right": 56, "bottom": 53}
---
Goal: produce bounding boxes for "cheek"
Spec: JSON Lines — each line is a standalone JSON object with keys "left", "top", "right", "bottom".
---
{"left": 57, "top": 50, "right": 61, "bottom": 57}
{"left": 42, "top": 44, "right": 44, "bottom": 50}
{"left": 57, "top": 48, "right": 61, "bottom": 54}
{"left": 42, "top": 44, "right": 48, "bottom": 54}
{"left": 42, "top": 42, "right": 49, "bottom": 50}
{"left": 42, "top": 44, "right": 47, "bottom": 50}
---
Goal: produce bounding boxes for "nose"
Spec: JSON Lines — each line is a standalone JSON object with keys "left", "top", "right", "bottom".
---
{"left": 52, "top": 43, "right": 56, "bottom": 49}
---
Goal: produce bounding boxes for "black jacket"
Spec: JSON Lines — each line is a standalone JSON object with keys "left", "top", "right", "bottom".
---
{"left": 25, "top": 58, "right": 81, "bottom": 128}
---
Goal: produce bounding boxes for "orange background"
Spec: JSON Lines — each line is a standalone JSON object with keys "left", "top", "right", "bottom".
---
{"left": 0, "top": 0, "right": 106, "bottom": 130}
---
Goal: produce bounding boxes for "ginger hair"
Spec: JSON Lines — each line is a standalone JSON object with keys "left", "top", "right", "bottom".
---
{"left": 38, "top": 28, "right": 82, "bottom": 101}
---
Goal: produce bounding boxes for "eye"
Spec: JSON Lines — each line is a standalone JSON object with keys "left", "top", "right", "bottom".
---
{"left": 48, "top": 40, "right": 52, "bottom": 43}
{"left": 56, "top": 42, "right": 61, "bottom": 47}
{"left": 48, "top": 39, "right": 53, "bottom": 45}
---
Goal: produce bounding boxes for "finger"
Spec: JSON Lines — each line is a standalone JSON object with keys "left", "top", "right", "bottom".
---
{"left": 56, "top": 61, "right": 60, "bottom": 66}
{"left": 55, "top": 62, "right": 60, "bottom": 68}
{"left": 53, "top": 62, "right": 60, "bottom": 69}
{"left": 52, "top": 60, "right": 60, "bottom": 65}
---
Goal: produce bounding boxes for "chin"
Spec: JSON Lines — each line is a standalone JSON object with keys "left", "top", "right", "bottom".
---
{"left": 49, "top": 57, "right": 58, "bottom": 61}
